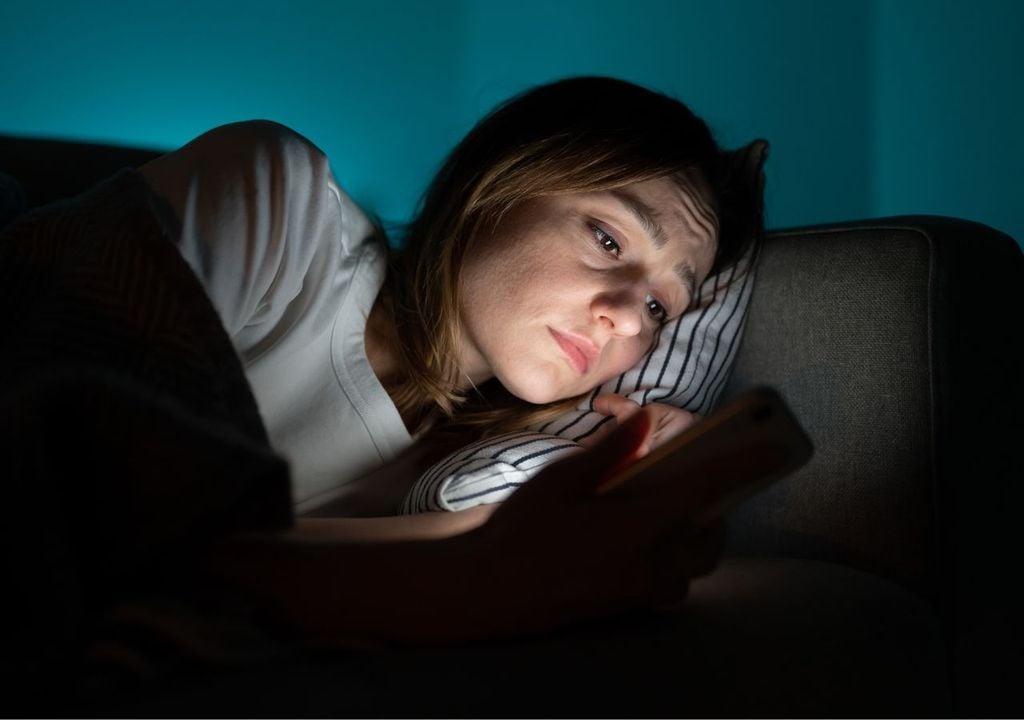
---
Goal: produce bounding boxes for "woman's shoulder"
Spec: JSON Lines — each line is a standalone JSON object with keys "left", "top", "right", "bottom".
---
{"left": 173, "top": 119, "right": 381, "bottom": 254}
{"left": 141, "top": 119, "right": 385, "bottom": 337}
{"left": 193, "top": 119, "right": 328, "bottom": 167}
{"left": 223, "top": 120, "right": 383, "bottom": 256}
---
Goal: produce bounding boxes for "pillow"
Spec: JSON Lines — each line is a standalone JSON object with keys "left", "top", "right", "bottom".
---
{"left": 401, "top": 140, "right": 768, "bottom": 514}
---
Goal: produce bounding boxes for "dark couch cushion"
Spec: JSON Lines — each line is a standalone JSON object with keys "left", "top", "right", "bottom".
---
{"left": 0, "top": 171, "right": 26, "bottom": 229}
{"left": 98, "top": 557, "right": 950, "bottom": 717}
{"left": 0, "top": 134, "right": 163, "bottom": 211}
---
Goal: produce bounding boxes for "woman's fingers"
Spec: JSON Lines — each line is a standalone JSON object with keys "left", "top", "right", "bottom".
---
{"left": 592, "top": 399, "right": 702, "bottom": 455}
{"left": 593, "top": 393, "right": 642, "bottom": 422}
{"left": 579, "top": 396, "right": 649, "bottom": 449}
{"left": 582, "top": 394, "right": 647, "bottom": 452}
{"left": 508, "top": 409, "right": 653, "bottom": 505}
{"left": 480, "top": 410, "right": 732, "bottom": 621}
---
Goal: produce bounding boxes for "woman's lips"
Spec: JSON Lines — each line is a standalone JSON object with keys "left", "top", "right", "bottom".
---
{"left": 549, "top": 328, "right": 599, "bottom": 375}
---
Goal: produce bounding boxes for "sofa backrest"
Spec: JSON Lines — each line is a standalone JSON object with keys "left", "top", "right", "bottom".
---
{"left": 0, "top": 134, "right": 163, "bottom": 214}
{"left": 723, "top": 217, "right": 1022, "bottom": 604}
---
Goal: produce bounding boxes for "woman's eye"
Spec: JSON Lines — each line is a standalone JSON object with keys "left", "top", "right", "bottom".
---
{"left": 591, "top": 224, "right": 621, "bottom": 257}
{"left": 645, "top": 296, "right": 668, "bottom": 323}
{"left": 588, "top": 223, "right": 664, "bottom": 323}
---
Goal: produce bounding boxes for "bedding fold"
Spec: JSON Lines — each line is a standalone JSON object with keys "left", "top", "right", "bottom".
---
{"left": 0, "top": 169, "right": 295, "bottom": 711}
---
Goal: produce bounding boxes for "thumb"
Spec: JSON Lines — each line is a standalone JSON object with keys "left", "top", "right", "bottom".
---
{"left": 594, "top": 393, "right": 642, "bottom": 422}
{"left": 570, "top": 409, "right": 651, "bottom": 495}
{"left": 517, "top": 411, "right": 651, "bottom": 504}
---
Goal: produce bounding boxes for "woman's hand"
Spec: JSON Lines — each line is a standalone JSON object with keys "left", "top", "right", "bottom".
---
{"left": 466, "top": 408, "right": 725, "bottom": 636}
{"left": 580, "top": 394, "right": 702, "bottom": 457}
{"left": 208, "top": 409, "right": 727, "bottom": 646}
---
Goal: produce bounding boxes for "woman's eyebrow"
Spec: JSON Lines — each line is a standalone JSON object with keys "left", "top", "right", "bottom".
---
{"left": 607, "top": 188, "right": 670, "bottom": 249}
{"left": 675, "top": 260, "right": 697, "bottom": 305}
{"left": 604, "top": 188, "right": 698, "bottom": 303}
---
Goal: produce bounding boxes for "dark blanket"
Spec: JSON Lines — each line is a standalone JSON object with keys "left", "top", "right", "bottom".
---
{"left": 0, "top": 170, "right": 294, "bottom": 712}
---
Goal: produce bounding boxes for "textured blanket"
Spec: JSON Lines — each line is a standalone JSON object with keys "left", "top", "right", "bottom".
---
{"left": 0, "top": 170, "right": 294, "bottom": 711}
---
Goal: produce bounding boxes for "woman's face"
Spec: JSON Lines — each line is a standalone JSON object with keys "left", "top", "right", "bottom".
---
{"left": 459, "top": 175, "right": 718, "bottom": 404}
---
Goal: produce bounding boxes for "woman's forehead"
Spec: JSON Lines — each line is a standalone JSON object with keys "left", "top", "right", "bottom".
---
{"left": 580, "top": 179, "right": 718, "bottom": 308}
{"left": 624, "top": 175, "right": 718, "bottom": 246}
{"left": 580, "top": 177, "right": 718, "bottom": 264}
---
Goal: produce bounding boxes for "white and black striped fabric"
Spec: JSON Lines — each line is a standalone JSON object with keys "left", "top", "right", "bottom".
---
{"left": 401, "top": 243, "right": 759, "bottom": 514}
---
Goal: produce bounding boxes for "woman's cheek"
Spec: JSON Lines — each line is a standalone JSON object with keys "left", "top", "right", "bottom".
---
{"left": 597, "top": 336, "right": 652, "bottom": 384}
{"left": 500, "top": 360, "right": 567, "bottom": 404}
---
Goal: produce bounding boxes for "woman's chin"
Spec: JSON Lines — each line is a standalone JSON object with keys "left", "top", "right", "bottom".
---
{"left": 501, "top": 374, "right": 583, "bottom": 405}
{"left": 508, "top": 386, "right": 559, "bottom": 405}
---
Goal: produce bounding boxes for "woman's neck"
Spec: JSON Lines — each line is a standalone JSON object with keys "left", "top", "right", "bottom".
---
{"left": 365, "top": 297, "right": 457, "bottom": 435}
{"left": 365, "top": 295, "right": 489, "bottom": 399}
{"left": 365, "top": 297, "right": 406, "bottom": 401}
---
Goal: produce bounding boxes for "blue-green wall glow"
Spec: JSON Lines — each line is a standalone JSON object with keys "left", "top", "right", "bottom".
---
{"left": 1, "top": 0, "right": 1021, "bottom": 246}
{"left": 874, "top": 0, "right": 1024, "bottom": 245}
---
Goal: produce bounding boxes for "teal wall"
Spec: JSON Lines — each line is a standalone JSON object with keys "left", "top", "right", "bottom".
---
{"left": 1, "top": 0, "right": 1021, "bottom": 246}
{"left": 874, "top": 0, "right": 1024, "bottom": 245}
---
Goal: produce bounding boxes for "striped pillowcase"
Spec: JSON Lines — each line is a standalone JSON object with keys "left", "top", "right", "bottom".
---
{"left": 400, "top": 243, "right": 759, "bottom": 514}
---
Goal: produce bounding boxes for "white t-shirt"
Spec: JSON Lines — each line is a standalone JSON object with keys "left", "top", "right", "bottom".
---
{"left": 140, "top": 120, "right": 413, "bottom": 514}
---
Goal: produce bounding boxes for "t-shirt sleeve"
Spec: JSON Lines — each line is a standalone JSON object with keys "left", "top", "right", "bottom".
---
{"left": 139, "top": 120, "right": 349, "bottom": 355}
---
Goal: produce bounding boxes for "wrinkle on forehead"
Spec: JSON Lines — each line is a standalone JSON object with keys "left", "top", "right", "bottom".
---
{"left": 610, "top": 177, "right": 715, "bottom": 316}
{"left": 674, "top": 260, "right": 697, "bottom": 303}
{"left": 611, "top": 173, "right": 718, "bottom": 257}
{"left": 608, "top": 188, "right": 670, "bottom": 249}
{"left": 671, "top": 168, "right": 719, "bottom": 246}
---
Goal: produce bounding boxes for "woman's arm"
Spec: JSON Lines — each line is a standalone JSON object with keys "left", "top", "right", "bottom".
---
{"left": 291, "top": 505, "right": 498, "bottom": 543}
{"left": 298, "top": 439, "right": 460, "bottom": 520}
{"left": 207, "top": 527, "right": 500, "bottom": 647}
{"left": 138, "top": 120, "right": 343, "bottom": 343}
{"left": 206, "top": 409, "right": 725, "bottom": 648}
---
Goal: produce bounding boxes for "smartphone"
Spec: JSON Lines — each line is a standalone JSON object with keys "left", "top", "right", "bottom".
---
{"left": 594, "top": 386, "right": 814, "bottom": 524}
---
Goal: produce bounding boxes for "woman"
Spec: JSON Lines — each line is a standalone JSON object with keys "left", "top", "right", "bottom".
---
{"left": 138, "top": 76, "right": 759, "bottom": 530}
{"left": 2, "top": 77, "right": 762, "bottom": 700}
{"left": 141, "top": 74, "right": 761, "bottom": 640}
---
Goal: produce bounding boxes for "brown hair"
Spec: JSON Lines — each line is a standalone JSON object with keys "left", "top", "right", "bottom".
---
{"left": 380, "top": 76, "right": 765, "bottom": 438}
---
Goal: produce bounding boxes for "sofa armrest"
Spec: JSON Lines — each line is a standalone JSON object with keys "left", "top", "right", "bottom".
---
{"left": 723, "top": 215, "right": 1023, "bottom": 714}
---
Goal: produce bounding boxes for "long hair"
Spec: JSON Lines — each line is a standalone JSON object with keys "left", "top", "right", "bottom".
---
{"left": 380, "top": 76, "right": 765, "bottom": 437}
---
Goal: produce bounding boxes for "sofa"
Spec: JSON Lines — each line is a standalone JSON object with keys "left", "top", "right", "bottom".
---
{"left": 2, "top": 133, "right": 1021, "bottom": 717}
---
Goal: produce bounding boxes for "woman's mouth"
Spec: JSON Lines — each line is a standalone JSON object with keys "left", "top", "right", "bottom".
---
{"left": 548, "top": 328, "right": 599, "bottom": 376}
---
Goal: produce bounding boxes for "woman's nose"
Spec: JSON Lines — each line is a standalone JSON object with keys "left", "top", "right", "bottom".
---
{"left": 592, "top": 292, "right": 643, "bottom": 337}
